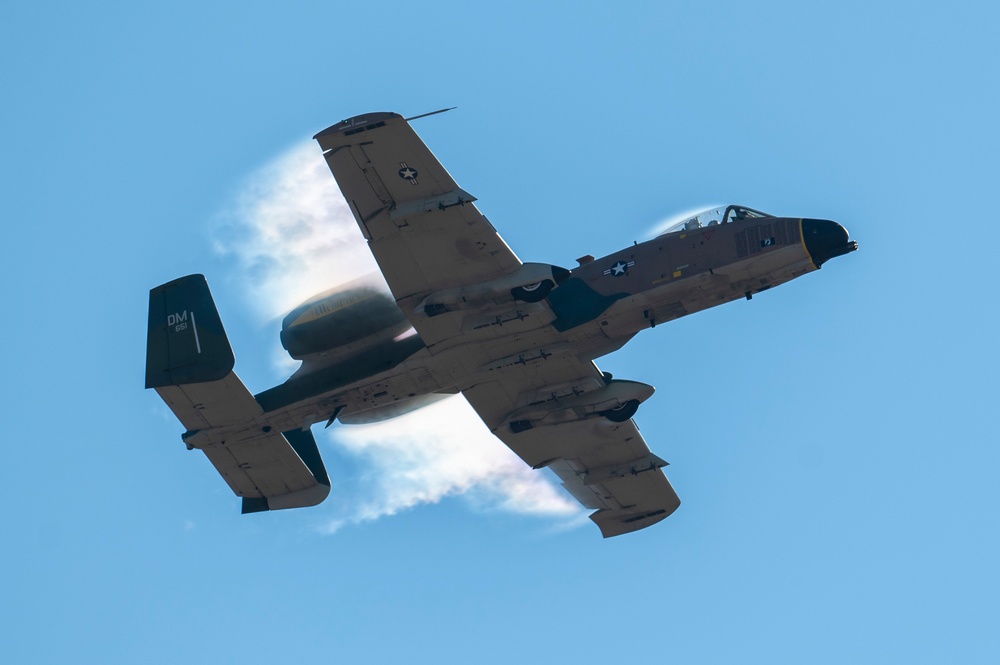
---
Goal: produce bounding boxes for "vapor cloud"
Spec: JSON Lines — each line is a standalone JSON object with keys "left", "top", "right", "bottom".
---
{"left": 214, "top": 142, "right": 380, "bottom": 316}
{"left": 216, "top": 141, "right": 582, "bottom": 533}
{"left": 325, "top": 394, "right": 583, "bottom": 533}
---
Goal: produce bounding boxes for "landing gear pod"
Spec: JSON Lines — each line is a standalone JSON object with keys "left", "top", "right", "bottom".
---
{"left": 600, "top": 399, "right": 640, "bottom": 423}
{"left": 505, "top": 379, "right": 654, "bottom": 431}
{"left": 418, "top": 263, "right": 570, "bottom": 314}
{"left": 511, "top": 280, "right": 554, "bottom": 303}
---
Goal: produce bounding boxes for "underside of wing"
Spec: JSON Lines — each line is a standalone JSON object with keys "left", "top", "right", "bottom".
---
{"left": 314, "top": 112, "right": 521, "bottom": 306}
{"left": 462, "top": 360, "right": 680, "bottom": 538}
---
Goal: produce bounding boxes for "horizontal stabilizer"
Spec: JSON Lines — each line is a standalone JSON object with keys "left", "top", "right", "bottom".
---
{"left": 157, "top": 373, "right": 331, "bottom": 512}
{"left": 191, "top": 424, "right": 330, "bottom": 513}
{"left": 239, "top": 428, "right": 331, "bottom": 513}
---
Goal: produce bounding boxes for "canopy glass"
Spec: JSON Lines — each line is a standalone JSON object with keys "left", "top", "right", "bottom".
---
{"left": 659, "top": 205, "right": 773, "bottom": 235}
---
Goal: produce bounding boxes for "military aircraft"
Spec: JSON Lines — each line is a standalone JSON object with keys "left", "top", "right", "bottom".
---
{"left": 146, "top": 110, "right": 858, "bottom": 537}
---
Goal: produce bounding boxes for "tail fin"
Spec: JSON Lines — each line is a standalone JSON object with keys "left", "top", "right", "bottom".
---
{"left": 146, "top": 274, "right": 330, "bottom": 512}
{"left": 145, "top": 274, "right": 235, "bottom": 389}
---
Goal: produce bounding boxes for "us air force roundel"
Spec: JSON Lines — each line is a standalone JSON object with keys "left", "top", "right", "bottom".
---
{"left": 398, "top": 162, "right": 419, "bottom": 185}
{"left": 603, "top": 260, "right": 636, "bottom": 276}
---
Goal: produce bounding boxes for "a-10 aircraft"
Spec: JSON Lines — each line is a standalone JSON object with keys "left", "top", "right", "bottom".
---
{"left": 146, "top": 110, "right": 858, "bottom": 537}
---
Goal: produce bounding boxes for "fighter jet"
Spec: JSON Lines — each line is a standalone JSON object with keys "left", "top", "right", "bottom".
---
{"left": 146, "top": 111, "right": 858, "bottom": 537}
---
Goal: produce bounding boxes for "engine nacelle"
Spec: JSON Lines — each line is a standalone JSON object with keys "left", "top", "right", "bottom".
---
{"left": 280, "top": 277, "right": 412, "bottom": 360}
{"left": 505, "top": 379, "right": 655, "bottom": 430}
{"left": 417, "top": 262, "right": 570, "bottom": 316}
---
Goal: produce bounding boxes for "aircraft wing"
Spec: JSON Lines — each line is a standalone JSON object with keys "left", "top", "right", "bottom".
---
{"left": 462, "top": 357, "right": 681, "bottom": 538}
{"left": 314, "top": 112, "right": 521, "bottom": 316}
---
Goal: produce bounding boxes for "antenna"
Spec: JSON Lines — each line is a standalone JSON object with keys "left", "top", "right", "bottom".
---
{"left": 405, "top": 107, "right": 457, "bottom": 122}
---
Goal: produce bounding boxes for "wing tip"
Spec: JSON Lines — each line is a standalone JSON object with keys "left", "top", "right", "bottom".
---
{"left": 313, "top": 112, "right": 401, "bottom": 141}
{"left": 591, "top": 498, "right": 681, "bottom": 538}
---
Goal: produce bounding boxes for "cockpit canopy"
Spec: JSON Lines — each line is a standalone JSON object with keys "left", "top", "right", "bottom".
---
{"left": 660, "top": 205, "right": 772, "bottom": 235}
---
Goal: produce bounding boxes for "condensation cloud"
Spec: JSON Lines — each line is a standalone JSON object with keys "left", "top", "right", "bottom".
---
{"left": 215, "top": 142, "right": 583, "bottom": 533}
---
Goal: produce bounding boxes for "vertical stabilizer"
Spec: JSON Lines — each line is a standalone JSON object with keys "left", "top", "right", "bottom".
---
{"left": 146, "top": 274, "right": 235, "bottom": 389}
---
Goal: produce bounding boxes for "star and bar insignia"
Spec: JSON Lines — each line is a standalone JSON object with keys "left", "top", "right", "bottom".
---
{"left": 398, "top": 162, "right": 419, "bottom": 185}
{"left": 603, "top": 260, "right": 636, "bottom": 276}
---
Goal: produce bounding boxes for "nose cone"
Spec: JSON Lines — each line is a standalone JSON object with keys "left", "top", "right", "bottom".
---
{"left": 802, "top": 219, "right": 858, "bottom": 268}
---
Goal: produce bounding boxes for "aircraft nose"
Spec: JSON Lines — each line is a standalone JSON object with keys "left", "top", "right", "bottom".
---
{"left": 802, "top": 218, "right": 858, "bottom": 268}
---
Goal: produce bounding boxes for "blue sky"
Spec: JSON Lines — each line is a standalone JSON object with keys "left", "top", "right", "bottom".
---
{"left": 2, "top": 1, "right": 998, "bottom": 662}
